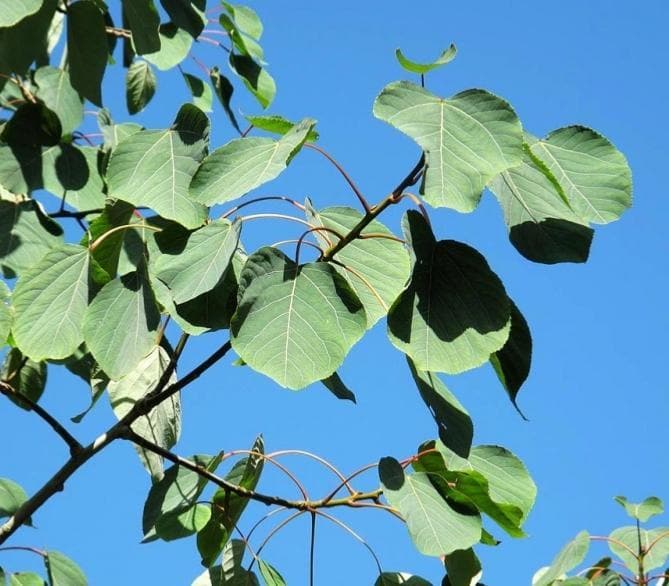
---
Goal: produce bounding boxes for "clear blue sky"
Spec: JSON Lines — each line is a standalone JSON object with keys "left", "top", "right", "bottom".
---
{"left": 2, "top": 1, "right": 668, "bottom": 584}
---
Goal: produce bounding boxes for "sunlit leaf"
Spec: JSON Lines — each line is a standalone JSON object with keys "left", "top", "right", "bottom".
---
{"left": 0, "top": 280, "right": 12, "bottom": 345}
{"left": 223, "top": 3, "right": 263, "bottom": 40}
{"left": 533, "top": 531, "right": 590, "bottom": 586}
{"left": 144, "top": 23, "right": 193, "bottom": 71}
{"left": 395, "top": 44, "right": 457, "bottom": 74}
{"left": 229, "top": 53, "right": 275, "bottom": 109}
{"left": 245, "top": 114, "right": 319, "bottom": 141}
{"left": 258, "top": 560, "right": 285, "bottom": 586}
{"left": 614, "top": 495, "right": 664, "bottom": 523}
{"left": 34, "top": 67, "right": 83, "bottom": 135}
{"left": 182, "top": 72, "right": 213, "bottom": 112}
{"left": 609, "top": 526, "right": 669, "bottom": 573}
{"left": 0, "top": 478, "right": 28, "bottom": 519}
{"left": 0, "top": 0, "right": 41, "bottom": 27}
{"left": 45, "top": 551, "right": 87, "bottom": 586}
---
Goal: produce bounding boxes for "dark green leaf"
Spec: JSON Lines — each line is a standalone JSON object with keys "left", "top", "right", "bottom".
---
{"left": 0, "top": 0, "right": 42, "bottom": 27}
{"left": 407, "top": 358, "right": 472, "bottom": 458}
{"left": 126, "top": 60, "right": 157, "bottom": 114}
{"left": 1, "top": 103, "right": 61, "bottom": 146}
{"left": 210, "top": 67, "right": 240, "bottom": 133}
{"left": 229, "top": 53, "right": 275, "bottom": 109}
{"left": 614, "top": 495, "right": 664, "bottom": 522}
{"left": 388, "top": 211, "right": 511, "bottom": 374}
{"left": 489, "top": 300, "right": 532, "bottom": 415}
{"left": 321, "top": 372, "right": 356, "bottom": 403}
{"left": 59, "top": 347, "right": 108, "bottom": 423}
{"left": 144, "top": 23, "right": 193, "bottom": 70}
{"left": 34, "top": 67, "right": 84, "bottom": 135}
{"left": 160, "top": 0, "right": 206, "bottom": 38}
{"left": 44, "top": 551, "right": 87, "bottom": 586}
{"left": 0, "top": 478, "right": 28, "bottom": 518}
{"left": 395, "top": 44, "right": 457, "bottom": 74}
{"left": 218, "top": 14, "right": 263, "bottom": 61}
{"left": 444, "top": 548, "right": 482, "bottom": 586}
{"left": 375, "top": 573, "right": 431, "bottom": 586}
{"left": 245, "top": 114, "right": 319, "bottom": 141}
{"left": 182, "top": 72, "right": 213, "bottom": 113}
{"left": 1, "top": 347, "right": 47, "bottom": 408}
{"left": 122, "top": 0, "right": 161, "bottom": 55}
{"left": 231, "top": 247, "right": 366, "bottom": 389}
{"left": 67, "top": 0, "right": 108, "bottom": 106}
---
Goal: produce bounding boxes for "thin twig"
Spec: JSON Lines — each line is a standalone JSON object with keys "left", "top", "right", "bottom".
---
{"left": 267, "top": 450, "right": 356, "bottom": 496}
{"left": 240, "top": 213, "right": 313, "bottom": 229}
{"left": 221, "top": 196, "right": 306, "bottom": 219}
{"left": 295, "top": 226, "right": 345, "bottom": 263}
{"left": 309, "top": 512, "right": 316, "bottom": 586}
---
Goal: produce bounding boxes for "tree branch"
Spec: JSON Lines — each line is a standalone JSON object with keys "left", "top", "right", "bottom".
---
{"left": 0, "top": 381, "right": 83, "bottom": 455}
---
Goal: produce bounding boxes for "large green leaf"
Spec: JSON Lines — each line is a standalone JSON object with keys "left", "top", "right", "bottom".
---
{"left": 614, "top": 495, "right": 664, "bottom": 523}
{"left": 160, "top": 0, "right": 206, "bottom": 38}
{"left": 489, "top": 300, "right": 532, "bottom": 413}
{"left": 218, "top": 14, "right": 263, "bottom": 62}
{"left": 0, "top": 478, "right": 28, "bottom": 518}
{"left": 373, "top": 82, "right": 523, "bottom": 212}
{"left": 379, "top": 457, "right": 481, "bottom": 556}
{"left": 0, "top": 0, "right": 41, "bottom": 27}
{"left": 231, "top": 247, "right": 366, "bottom": 389}
{"left": 98, "top": 108, "right": 143, "bottom": 150}
{"left": 533, "top": 531, "right": 590, "bottom": 586}
{"left": 488, "top": 142, "right": 594, "bottom": 264}
{"left": 126, "top": 60, "right": 157, "bottom": 115}
{"left": 395, "top": 44, "right": 457, "bottom": 74}
{"left": 144, "top": 23, "right": 193, "bottom": 70}
{"left": 229, "top": 53, "right": 275, "bottom": 109}
{"left": 107, "top": 104, "right": 209, "bottom": 228}
{"left": 67, "top": 0, "right": 108, "bottom": 106}
{"left": 143, "top": 453, "right": 222, "bottom": 541}
{"left": 190, "top": 119, "right": 314, "bottom": 206}
{"left": 609, "top": 526, "right": 669, "bottom": 573}
{"left": 44, "top": 551, "right": 87, "bottom": 586}
{"left": 529, "top": 126, "right": 632, "bottom": 224}
{"left": 0, "top": 200, "right": 63, "bottom": 278}
{"left": 154, "top": 218, "right": 240, "bottom": 303}
{"left": 34, "top": 67, "right": 84, "bottom": 135}
{"left": 12, "top": 245, "right": 89, "bottom": 361}
{"left": 108, "top": 345, "right": 180, "bottom": 479}
{"left": 122, "top": 0, "right": 161, "bottom": 55}
{"left": 0, "top": 280, "right": 12, "bottom": 345}
{"left": 387, "top": 211, "right": 510, "bottom": 374}
{"left": 407, "top": 358, "right": 472, "bottom": 458}
{"left": 306, "top": 205, "right": 410, "bottom": 327}
{"left": 83, "top": 264, "right": 161, "bottom": 380}
{"left": 1, "top": 347, "right": 47, "bottom": 408}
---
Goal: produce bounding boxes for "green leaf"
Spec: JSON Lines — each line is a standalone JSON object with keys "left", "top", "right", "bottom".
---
{"left": 160, "top": 0, "right": 206, "bottom": 38}
{"left": 488, "top": 141, "right": 594, "bottom": 264}
{"left": 143, "top": 454, "right": 222, "bottom": 541}
{"left": 378, "top": 457, "right": 481, "bottom": 556}
{"left": 0, "top": 280, "right": 12, "bottom": 346}
{"left": 191, "top": 118, "right": 314, "bottom": 206}
{"left": 44, "top": 551, "right": 87, "bottom": 586}
{"left": 34, "top": 67, "right": 84, "bottom": 135}
{"left": 614, "top": 495, "right": 664, "bottom": 523}
{"left": 489, "top": 300, "right": 532, "bottom": 415}
{"left": 67, "top": 0, "right": 108, "bottom": 106}
{"left": 609, "top": 526, "right": 669, "bottom": 573}
{"left": 395, "top": 44, "right": 457, "bottom": 74}
{"left": 183, "top": 72, "right": 213, "bottom": 113}
{"left": 98, "top": 108, "right": 143, "bottom": 150}
{"left": 7, "top": 573, "right": 46, "bottom": 586}
{"left": 144, "top": 23, "right": 193, "bottom": 70}
{"left": 1, "top": 347, "right": 47, "bottom": 408}
{"left": 218, "top": 14, "right": 263, "bottom": 61}
{"left": 529, "top": 126, "right": 632, "bottom": 224}
{"left": 59, "top": 348, "right": 108, "bottom": 423}
{"left": 12, "top": 245, "right": 89, "bottom": 361}
{"left": 2, "top": 103, "right": 61, "bottom": 146}
{"left": 229, "top": 53, "right": 275, "bottom": 109}
{"left": 210, "top": 67, "right": 241, "bottom": 133}
{"left": 321, "top": 371, "right": 356, "bottom": 403}
{"left": 0, "top": 0, "right": 42, "bottom": 27}
{"left": 533, "top": 531, "right": 590, "bottom": 586}
{"left": 154, "top": 218, "right": 241, "bottom": 303}
{"left": 406, "top": 358, "right": 472, "bottom": 458}
{"left": 0, "top": 478, "right": 28, "bottom": 519}
{"left": 444, "top": 548, "right": 482, "bottom": 586}
{"left": 223, "top": 3, "right": 263, "bottom": 40}
{"left": 375, "top": 573, "right": 431, "bottom": 586}
{"left": 122, "top": 0, "right": 161, "bottom": 55}
{"left": 193, "top": 540, "right": 259, "bottom": 584}
{"left": 107, "top": 104, "right": 209, "bottom": 228}
{"left": 126, "top": 60, "right": 157, "bottom": 114}
{"left": 108, "top": 346, "right": 180, "bottom": 479}
{"left": 387, "top": 211, "right": 511, "bottom": 374}
{"left": 155, "top": 503, "right": 212, "bottom": 541}
{"left": 83, "top": 264, "right": 161, "bottom": 380}
{"left": 231, "top": 247, "right": 366, "bottom": 389}
{"left": 257, "top": 560, "right": 285, "bottom": 586}
{"left": 373, "top": 82, "right": 523, "bottom": 212}
{"left": 245, "top": 114, "right": 319, "bottom": 141}
{"left": 0, "top": 200, "right": 63, "bottom": 278}
{"left": 306, "top": 205, "right": 410, "bottom": 327}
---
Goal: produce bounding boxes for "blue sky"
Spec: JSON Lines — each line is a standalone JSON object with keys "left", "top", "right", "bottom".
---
{"left": 2, "top": 1, "right": 668, "bottom": 584}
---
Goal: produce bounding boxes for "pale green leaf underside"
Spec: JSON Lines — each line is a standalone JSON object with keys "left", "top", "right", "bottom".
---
{"left": 609, "top": 526, "right": 669, "bottom": 573}
{"left": 190, "top": 118, "right": 315, "bottom": 206}
{"left": 395, "top": 44, "right": 457, "bottom": 74}
{"left": 529, "top": 126, "right": 632, "bottom": 224}
{"left": 108, "top": 346, "right": 180, "bottom": 480}
{"left": 13, "top": 245, "right": 89, "bottom": 361}
{"left": 615, "top": 495, "right": 664, "bottom": 522}
{"left": 83, "top": 268, "right": 160, "bottom": 380}
{"left": 0, "top": 279, "right": 12, "bottom": 345}
{"left": 307, "top": 205, "right": 410, "bottom": 326}
{"left": 533, "top": 531, "right": 590, "bottom": 586}
{"left": 0, "top": 0, "right": 41, "bottom": 27}
{"left": 154, "top": 218, "right": 241, "bottom": 303}
{"left": 373, "top": 81, "right": 523, "bottom": 212}
{"left": 231, "top": 247, "right": 366, "bottom": 389}
{"left": 387, "top": 211, "right": 511, "bottom": 374}
{"left": 34, "top": 66, "right": 83, "bottom": 135}
{"left": 144, "top": 23, "right": 193, "bottom": 70}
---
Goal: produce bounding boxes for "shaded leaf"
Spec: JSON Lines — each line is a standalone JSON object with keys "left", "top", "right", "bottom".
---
{"left": 614, "top": 495, "right": 664, "bottom": 523}
{"left": 123, "top": 0, "right": 161, "bottom": 55}
{"left": 126, "top": 60, "right": 157, "bottom": 114}
{"left": 231, "top": 247, "right": 366, "bottom": 389}
{"left": 229, "top": 53, "right": 275, "bottom": 109}
{"left": 191, "top": 119, "right": 314, "bottom": 206}
{"left": 144, "top": 23, "right": 193, "bottom": 70}
{"left": 155, "top": 503, "right": 212, "bottom": 541}
{"left": 160, "top": 0, "right": 206, "bottom": 38}
{"left": 387, "top": 211, "right": 510, "bottom": 374}
{"left": 1, "top": 103, "right": 61, "bottom": 146}
{"left": 375, "top": 573, "right": 431, "bottom": 586}
{"left": 107, "top": 104, "right": 209, "bottom": 228}
{"left": 67, "top": 0, "right": 108, "bottom": 106}
{"left": 533, "top": 531, "right": 590, "bottom": 586}
{"left": 321, "top": 372, "right": 356, "bottom": 403}
{"left": 108, "top": 346, "right": 180, "bottom": 479}
{"left": 1, "top": 347, "right": 47, "bottom": 408}
{"left": 59, "top": 347, "right": 108, "bottom": 423}
{"left": 374, "top": 81, "right": 522, "bottom": 212}
{"left": 45, "top": 551, "right": 87, "bottom": 586}
{"left": 395, "top": 44, "right": 457, "bottom": 74}
{"left": 98, "top": 108, "right": 143, "bottom": 150}
{"left": 444, "top": 548, "right": 483, "bottom": 586}
{"left": 34, "top": 67, "right": 83, "bottom": 135}
{"left": 0, "top": 280, "right": 12, "bottom": 345}
{"left": 183, "top": 72, "right": 213, "bottom": 113}
{"left": 218, "top": 14, "right": 263, "bottom": 61}
{"left": 210, "top": 67, "right": 240, "bottom": 133}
